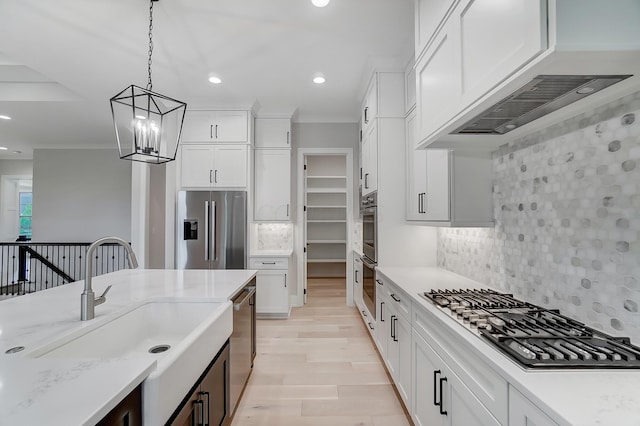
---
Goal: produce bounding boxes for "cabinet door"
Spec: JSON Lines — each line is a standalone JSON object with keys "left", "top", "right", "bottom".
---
{"left": 353, "top": 257, "right": 364, "bottom": 311}
{"left": 446, "top": 367, "right": 502, "bottom": 426}
{"left": 415, "top": 0, "right": 455, "bottom": 59}
{"left": 212, "top": 145, "right": 247, "bottom": 188}
{"left": 254, "top": 149, "right": 291, "bottom": 221}
{"left": 396, "top": 314, "right": 412, "bottom": 407}
{"left": 424, "top": 149, "right": 451, "bottom": 221}
{"left": 361, "top": 77, "right": 377, "bottom": 133}
{"left": 406, "top": 110, "right": 428, "bottom": 221}
{"left": 412, "top": 331, "right": 445, "bottom": 426}
{"left": 181, "top": 145, "right": 214, "bottom": 188}
{"left": 509, "top": 387, "right": 559, "bottom": 426}
{"left": 97, "top": 385, "right": 142, "bottom": 426}
{"left": 256, "top": 270, "right": 289, "bottom": 315}
{"left": 375, "top": 280, "right": 387, "bottom": 359}
{"left": 415, "top": 17, "right": 462, "bottom": 146}
{"left": 361, "top": 123, "right": 378, "bottom": 196}
{"left": 200, "top": 343, "right": 230, "bottom": 426}
{"left": 211, "top": 111, "right": 248, "bottom": 142}
{"left": 181, "top": 110, "right": 248, "bottom": 143}
{"left": 168, "top": 388, "right": 203, "bottom": 426}
{"left": 458, "top": 0, "right": 546, "bottom": 105}
{"left": 255, "top": 118, "right": 291, "bottom": 148}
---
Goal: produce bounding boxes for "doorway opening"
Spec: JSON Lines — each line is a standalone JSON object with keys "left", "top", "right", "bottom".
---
{"left": 298, "top": 150, "right": 353, "bottom": 305}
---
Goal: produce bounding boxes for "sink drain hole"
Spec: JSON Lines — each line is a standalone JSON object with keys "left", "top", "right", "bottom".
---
{"left": 5, "top": 346, "right": 25, "bottom": 354}
{"left": 149, "top": 344, "right": 171, "bottom": 354}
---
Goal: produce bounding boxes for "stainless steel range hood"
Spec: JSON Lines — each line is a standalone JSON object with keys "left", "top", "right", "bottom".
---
{"left": 453, "top": 75, "right": 632, "bottom": 135}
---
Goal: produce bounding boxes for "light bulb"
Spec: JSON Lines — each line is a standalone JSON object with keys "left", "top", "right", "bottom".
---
{"left": 312, "top": 0, "right": 330, "bottom": 7}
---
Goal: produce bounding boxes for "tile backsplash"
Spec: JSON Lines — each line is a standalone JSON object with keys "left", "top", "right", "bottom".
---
{"left": 438, "top": 91, "right": 640, "bottom": 343}
{"left": 256, "top": 223, "right": 293, "bottom": 250}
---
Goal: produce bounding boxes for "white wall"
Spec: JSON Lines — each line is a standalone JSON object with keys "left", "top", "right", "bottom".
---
{"left": 32, "top": 149, "right": 131, "bottom": 242}
{"left": 0, "top": 159, "right": 33, "bottom": 176}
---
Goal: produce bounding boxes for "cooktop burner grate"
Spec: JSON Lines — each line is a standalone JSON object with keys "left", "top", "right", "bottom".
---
{"left": 422, "top": 289, "right": 640, "bottom": 369}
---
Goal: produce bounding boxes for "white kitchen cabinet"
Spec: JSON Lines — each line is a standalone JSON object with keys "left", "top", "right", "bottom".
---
{"left": 414, "top": 0, "right": 455, "bottom": 61}
{"left": 387, "top": 305, "right": 411, "bottom": 406}
{"left": 254, "top": 149, "right": 291, "bottom": 221}
{"left": 181, "top": 144, "right": 248, "bottom": 188}
{"left": 412, "top": 330, "right": 501, "bottom": 426}
{"left": 361, "top": 122, "right": 378, "bottom": 196}
{"left": 509, "top": 387, "right": 559, "bottom": 426}
{"left": 406, "top": 108, "right": 493, "bottom": 226}
{"left": 353, "top": 255, "right": 364, "bottom": 311}
{"left": 255, "top": 118, "right": 291, "bottom": 148}
{"left": 181, "top": 110, "right": 249, "bottom": 143}
{"left": 360, "top": 76, "right": 377, "bottom": 134}
{"left": 374, "top": 277, "right": 387, "bottom": 359}
{"left": 251, "top": 256, "right": 291, "bottom": 318}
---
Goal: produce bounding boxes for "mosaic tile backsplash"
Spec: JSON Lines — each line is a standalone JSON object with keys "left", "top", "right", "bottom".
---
{"left": 256, "top": 223, "right": 293, "bottom": 250}
{"left": 438, "top": 91, "right": 640, "bottom": 344}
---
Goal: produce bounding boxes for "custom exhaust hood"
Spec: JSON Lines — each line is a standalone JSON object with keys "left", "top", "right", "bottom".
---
{"left": 453, "top": 74, "right": 633, "bottom": 135}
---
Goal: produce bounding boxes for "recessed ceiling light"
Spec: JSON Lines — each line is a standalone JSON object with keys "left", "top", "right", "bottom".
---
{"left": 576, "top": 86, "right": 595, "bottom": 94}
{"left": 313, "top": 73, "right": 326, "bottom": 84}
{"left": 0, "top": 147, "right": 8, "bottom": 150}
{"left": 12, "top": 150, "right": 22, "bottom": 154}
{"left": 312, "top": 0, "right": 330, "bottom": 7}
{"left": 208, "top": 75, "right": 222, "bottom": 84}
{"left": 0, "top": 115, "right": 11, "bottom": 120}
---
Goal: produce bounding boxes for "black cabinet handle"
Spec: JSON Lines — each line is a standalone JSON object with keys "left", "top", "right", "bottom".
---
{"left": 433, "top": 370, "right": 441, "bottom": 407}
{"left": 368, "top": 322, "right": 374, "bottom": 330}
{"left": 391, "top": 294, "right": 401, "bottom": 303}
{"left": 362, "top": 310, "right": 367, "bottom": 317}
{"left": 214, "top": 169, "right": 218, "bottom": 183}
{"left": 215, "top": 124, "right": 219, "bottom": 139}
{"left": 380, "top": 301, "right": 384, "bottom": 322}
{"left": 355, "top": 270, "right": 359, "bottom": 284}
{"left": 390, "top": 314, "right": 396, "bottom": 339}
{"left": 210, "top": 125, "right": 214, "bottom": 139}
{"left": 286, "top": 130, "right": 290, "bottom": 145}
{"left": 364, "top": 106, "right": 369, "bottom": 124}
{"left": 439, "top": 377, "right": 448, "bottom": 416}
{"left": 392, "top": 317, "right": 398, "bottom": 342}
{"left": 364, "top": 173, "right": 369, "bottom": 189}
{"left": 376, "top": 279, "right": 383, "bottom": 286}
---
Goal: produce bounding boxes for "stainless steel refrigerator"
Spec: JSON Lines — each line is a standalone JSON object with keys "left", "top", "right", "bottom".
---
{"left": 176, "top": 190, "right": 247, "bottom": 269}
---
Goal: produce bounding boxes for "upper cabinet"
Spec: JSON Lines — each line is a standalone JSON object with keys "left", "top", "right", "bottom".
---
{"left": 181, "top": 110, "right": 250, "bottom": 143}
{"left": 254, "top": 149, "right": 291, "bottom": 221}
{"left": 181, "top": 144, "right": 248, "bottom": 189}
{"left": 414, "top": 0, "right": 640, "bottom": 150}
{"left": 255, "top": 118, "right": 291, "bottom": 148}
{"left": 405, "top": 110, "right": 493, "bottom": 226}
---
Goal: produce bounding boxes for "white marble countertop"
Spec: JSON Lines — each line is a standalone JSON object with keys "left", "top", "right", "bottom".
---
{"left": 377, "top": 266, "right": 640, "bottom": 426}
{"left": 249, "top": 249, "right": 293, "bottom": 257}
{"left": 0, "top": 268, "right": 257, "bottom": 425}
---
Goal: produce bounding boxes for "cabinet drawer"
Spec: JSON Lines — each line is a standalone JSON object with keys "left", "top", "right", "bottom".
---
{"left": 378, "top": 275, "right": 411, "bottom": 322}
{"left": 413, "top": 306, "right": 508, "bottom": 425}
{"left": 249, "top": 257, "right": 288, "bottom": 270}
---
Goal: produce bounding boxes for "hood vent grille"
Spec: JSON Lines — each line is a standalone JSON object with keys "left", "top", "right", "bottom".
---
{"left": 453, "top": 75, "right": 632, "bottom": 135}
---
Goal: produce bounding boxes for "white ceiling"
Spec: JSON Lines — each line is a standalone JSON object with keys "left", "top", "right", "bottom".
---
{"left": 0, "top": 0, "right": 414, "bottom": 159}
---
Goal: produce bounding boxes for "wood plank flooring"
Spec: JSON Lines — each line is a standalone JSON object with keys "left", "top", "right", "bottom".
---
{"left": 230, "top": 278, "right": 413, "bottom": 426}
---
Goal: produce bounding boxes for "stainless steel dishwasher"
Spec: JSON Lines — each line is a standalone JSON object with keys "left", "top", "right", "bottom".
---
{"left": 229, "top": 278, "right": 256, "bottom": 417}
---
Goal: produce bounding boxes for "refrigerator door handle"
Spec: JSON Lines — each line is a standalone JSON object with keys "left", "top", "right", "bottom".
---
{"left": 204, "top": 201, "right": 210, "bottom": 260}
{"left": 210, "top": 201, "right": 216, "bottom": 262}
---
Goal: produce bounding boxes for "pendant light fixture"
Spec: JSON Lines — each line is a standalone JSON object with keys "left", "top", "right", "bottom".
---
{"left": 110, "top": 0, "right": 186, "bottom": 164}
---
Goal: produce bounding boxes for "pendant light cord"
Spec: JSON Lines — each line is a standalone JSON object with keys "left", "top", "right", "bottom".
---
{"left": 146, "top": 0, "right": 154, "bottom": 91}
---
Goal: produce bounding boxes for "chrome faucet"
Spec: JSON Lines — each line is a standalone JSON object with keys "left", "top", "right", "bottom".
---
{"left": 81, "top": 236, "right": 138, "bottom": 321}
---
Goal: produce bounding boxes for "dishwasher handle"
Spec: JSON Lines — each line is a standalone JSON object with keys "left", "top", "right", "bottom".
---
{"left": 233, "top": 286, "right": 256, "bottom": 311}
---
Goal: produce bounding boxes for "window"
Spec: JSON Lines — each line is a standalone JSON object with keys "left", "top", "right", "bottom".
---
{"left": 19, "top": 192, "right": 32, "bottom": 239}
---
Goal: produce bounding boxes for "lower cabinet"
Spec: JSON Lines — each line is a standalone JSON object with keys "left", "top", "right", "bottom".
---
{"left": 168, "top": 341, "right": 230, "bottom": 426}
{"left": 509, "top": 387, "right": 559, "bottom": 426}
{"left": 353, "top": 255, "right": 364, "bottom": 311}
{"left": 412, "top": 330, "right": 500, "bottom": 426}
{"left": 387, "top": 308, "right": 411, "bottom": 406}
{"left": 97, "top": 384, "right": 142, "bottom": 426}
{"left": 250, "top": 256, "right": 291, "bottom": 318}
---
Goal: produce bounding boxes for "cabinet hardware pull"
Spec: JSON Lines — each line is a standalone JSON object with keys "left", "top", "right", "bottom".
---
{"left": 391, "top": 294, "right": 401, "bottom": 303}
{"left": 284, "top": 273, "right": 287, "bottom": 287}
{"left": 286, "top": 203, "right": 289, "bottom": 217}
{"left": 390, "top": 314, "right": 396, "bottom": 339}
{"left": 210, "top": 125, "right": 213, "bottom": 139}
{"left": 364, "top": 106, "right": 369, "bottom": 124}
{"left": 362, "top": 310, "right": 367, "bottom": 317}
{"left": 393, "top": 317, "right": 398, "bottom": 342}
{"left": 433, "top": 370, "right": 441, "bottom": 407}
{"left": 214, "top": 169, "right": 218, "bottom": 184}
{"left": 199, "top": 391, "right": 210, "bottom": 425}
{"left": 194, "top": 399, "right": 205, "bottom": 425}
{"left": 355, "top": 270, "right": 359, "bottom": 283}
{"left": 286, "top": 131, "right": 290, "bottom": 145}
{"left": 209, "top": 169, "right": 213, "bottom": 184}
{"left": 368, "top": 322, "right": 374, "bottom": 330}
{"left": 439, "top": 377, "right": 448, "bottom": 416}
{"left": 262, "top": 261, "right": 277, "bottom": 264}
{"left": 380, "top": 301, "right": 384, "bottom": 321}
{"left": 364, "top": 173, "right": 369, "bottom": 189}
{"left": 375, "top": 279, "right": 383, "bottom": 285}
{"left": 215, "top": 124, "right": 219, "bottom": 139}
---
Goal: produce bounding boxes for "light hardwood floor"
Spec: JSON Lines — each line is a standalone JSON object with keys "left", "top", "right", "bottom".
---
{"left": 230, "top": 277, "right": 413, "bottom": 426}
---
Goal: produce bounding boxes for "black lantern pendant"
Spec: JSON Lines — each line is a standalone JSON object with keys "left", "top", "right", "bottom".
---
{"left": 110, "top": 0, "right": 186, "bottom": 164}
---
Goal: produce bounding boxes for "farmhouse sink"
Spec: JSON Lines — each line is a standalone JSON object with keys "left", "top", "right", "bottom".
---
{"left": 29, "top": 298, "right": 233, "bottom": 425}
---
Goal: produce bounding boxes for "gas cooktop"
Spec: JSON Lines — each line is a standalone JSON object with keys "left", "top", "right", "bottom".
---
{"left": 423, "top": 289, "right": 640, "bottom": 369}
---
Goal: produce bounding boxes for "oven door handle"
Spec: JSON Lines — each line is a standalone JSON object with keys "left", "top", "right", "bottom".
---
{"left": 361, "top": 256, "right": 376, "bottom": 269}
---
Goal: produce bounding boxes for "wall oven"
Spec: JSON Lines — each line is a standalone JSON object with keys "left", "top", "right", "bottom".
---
{"left": 360, "top": 191, "right": 377, "bottom": 320}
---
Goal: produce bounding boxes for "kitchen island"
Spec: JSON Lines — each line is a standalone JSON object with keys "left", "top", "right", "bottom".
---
{"left": 0, "top": 268, "right": 256, "bottom": 425}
